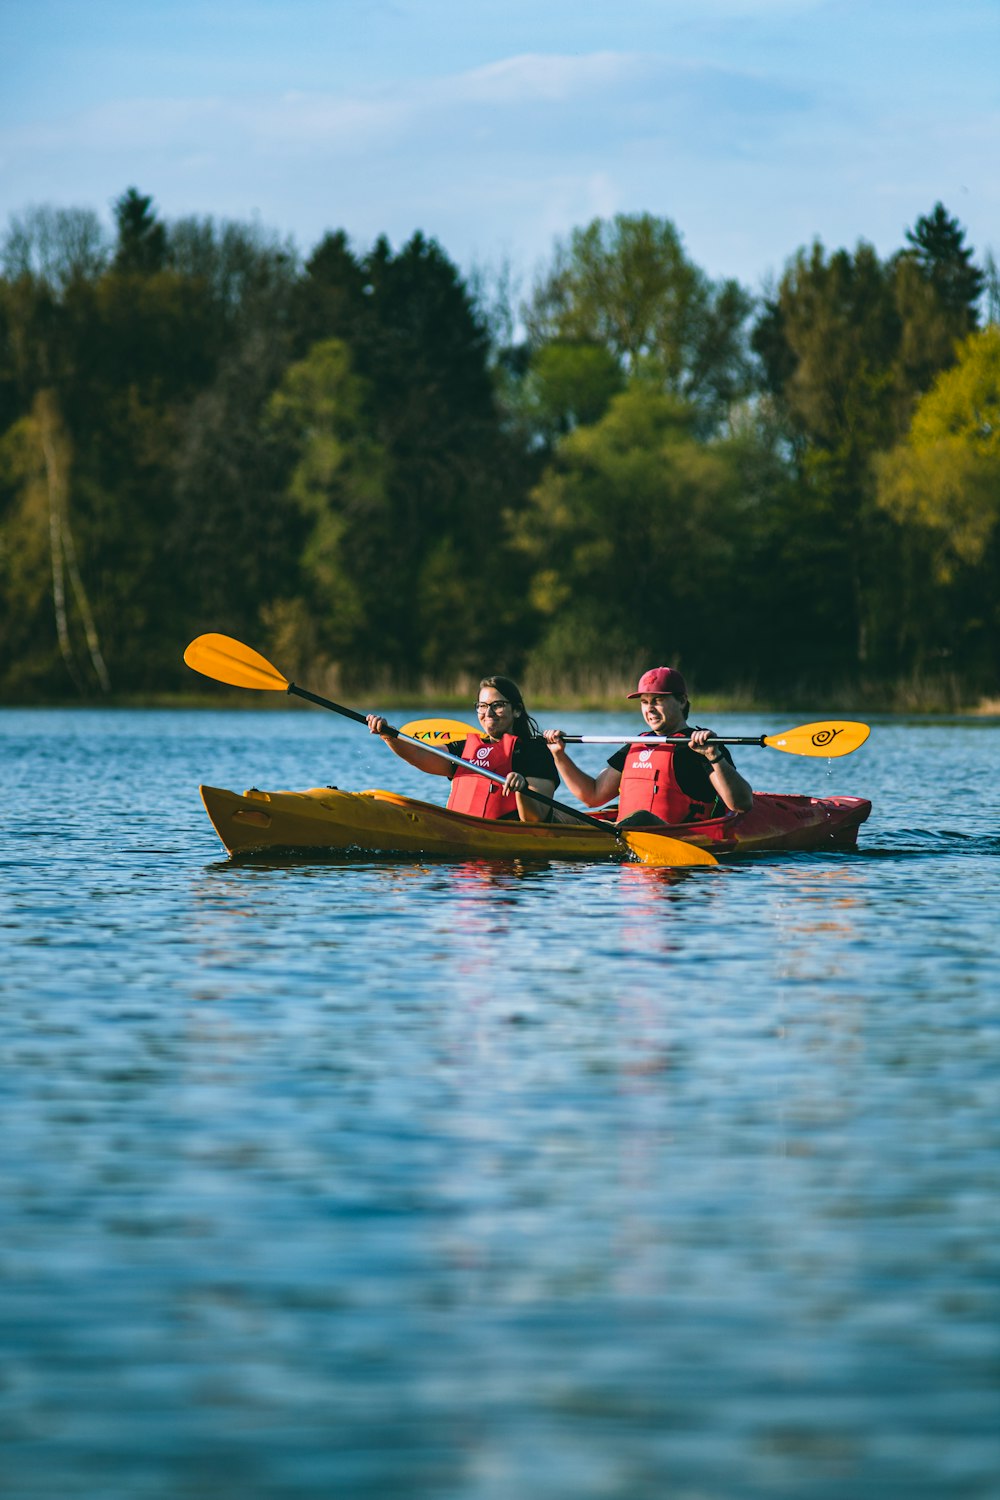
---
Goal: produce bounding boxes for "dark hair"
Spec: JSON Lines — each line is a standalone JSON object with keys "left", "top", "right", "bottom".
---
{"left": 479, "top": 674, "right": 540, "bottom": 740}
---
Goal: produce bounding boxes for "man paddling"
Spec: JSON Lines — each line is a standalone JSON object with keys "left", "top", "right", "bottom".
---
{"left": 544, "top": 667, "right": 753, "bottom": 828}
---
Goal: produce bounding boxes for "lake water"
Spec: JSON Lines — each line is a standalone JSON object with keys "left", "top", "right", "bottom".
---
{"left": 2, "top": 706, "right": 999, "bottom": 1499}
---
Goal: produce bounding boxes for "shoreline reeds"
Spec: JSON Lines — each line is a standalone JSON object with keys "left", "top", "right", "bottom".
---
{"left": 5, "top": 671, "right": 999, "bottom": 718}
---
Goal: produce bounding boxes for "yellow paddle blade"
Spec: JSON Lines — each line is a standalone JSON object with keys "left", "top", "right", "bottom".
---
{"left": 183, "top": 633, "right": 289, "bottom": 692}
{"left": 399, "top": 718, "right": 477, "bottom": 743}
{"left": 763, "top": 720, "right": 870, "bottom": 757}
{"left": 620, "top": 831, "right": 719, "bottom": 868}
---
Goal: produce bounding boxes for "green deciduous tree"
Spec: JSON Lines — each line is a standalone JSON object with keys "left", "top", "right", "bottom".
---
{"left": 265, "top": 337, "right": 388, "bottom": 673}
{"left": 1, "top": 205, "right": 109, "bottom": 293}
{"left": 511, "top": 342, "right": 625, "bottom": 449}
{"left": 875, "top": 326, "right": 1000, "bottom": 683}
{"left": 171, "top": 328, "right": 302, "bottom": 646}
{"left": 512, "top": 384, "right": 747, "bottom": 685}
{"left": 751, "top": 214, "right": 986, "bottom": 679}
{"left": 524, "top": 214, "right": 754, "bottom": 432}
{"left": 168, "top": 214, "right": 299, "bottom": 351}
{"left": 0, "top": 390, "right": 111, "bottom": 692}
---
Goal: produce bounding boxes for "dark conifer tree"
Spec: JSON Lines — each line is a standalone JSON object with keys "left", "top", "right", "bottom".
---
{"left": 294, "top": 230, "right": 367, "bottom": 352}
{"left": 904, "top": 202, "right": 984, "bottom": 329}
{"left": 112, "top": 188, "right": 168, "bottom": 275}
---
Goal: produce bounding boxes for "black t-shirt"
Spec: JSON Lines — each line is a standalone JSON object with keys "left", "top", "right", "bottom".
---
{"left": 607, "top": 730, "right": 732, "bottom": 804}
{"left": 446, "top": 735, "right": 560, "bottom": 787}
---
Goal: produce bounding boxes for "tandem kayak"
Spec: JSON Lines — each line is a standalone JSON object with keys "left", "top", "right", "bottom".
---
{"left": 198, "top": 784, "right": 871, "bottom": 861}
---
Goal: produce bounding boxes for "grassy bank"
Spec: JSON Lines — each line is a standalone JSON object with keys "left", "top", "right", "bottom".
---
{"left": 6, "top": 673, "right": 1000, "bottom": 717}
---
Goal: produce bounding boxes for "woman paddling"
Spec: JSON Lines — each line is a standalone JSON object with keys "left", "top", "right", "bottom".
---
{"left": 367, "top": 675, "right": 559, "bottom": 824}
{"left": 544, "top": 667, "right": 753, "bottom": 828}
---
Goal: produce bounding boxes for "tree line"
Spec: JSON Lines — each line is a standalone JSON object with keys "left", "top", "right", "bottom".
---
{"left": 1, "top": 189, "right": 997, "bottom": 706}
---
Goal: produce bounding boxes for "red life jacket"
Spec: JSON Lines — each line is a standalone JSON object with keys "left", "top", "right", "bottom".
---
{"left": 617, "top": 737, "right": 716, "bottom": 825}
{"left": 447, "top": 733, "right": 521, "bottom": 819}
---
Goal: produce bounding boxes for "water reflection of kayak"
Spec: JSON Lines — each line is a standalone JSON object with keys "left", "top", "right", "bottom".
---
{"left": 198, "top": 784, "right": 872, "bottom": 862}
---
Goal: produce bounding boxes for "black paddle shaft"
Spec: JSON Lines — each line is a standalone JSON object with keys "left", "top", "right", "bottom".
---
{"left": 288, "top": 682, "right": 368, "bottom": 724}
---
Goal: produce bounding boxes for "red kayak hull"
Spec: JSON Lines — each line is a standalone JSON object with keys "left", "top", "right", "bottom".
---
{"left": 654, "top": 792, "right": 872, "bottom": 855}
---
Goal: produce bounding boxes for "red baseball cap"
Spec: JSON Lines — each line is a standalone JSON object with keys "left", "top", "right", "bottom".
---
{"left": 626, "top": 667, "right": 688, "bottom": 699}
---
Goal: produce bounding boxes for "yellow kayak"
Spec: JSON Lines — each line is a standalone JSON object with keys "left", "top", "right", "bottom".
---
{"left": 199, "top": 785, "right": 617, "bottom": 859}
{"left": 198, "top": 783, "right": 871, "bottom": 861}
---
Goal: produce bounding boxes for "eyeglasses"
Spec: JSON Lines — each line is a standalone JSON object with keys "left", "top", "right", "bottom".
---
{"left": 475, "top": 700, "right": 511, "bottom": 715}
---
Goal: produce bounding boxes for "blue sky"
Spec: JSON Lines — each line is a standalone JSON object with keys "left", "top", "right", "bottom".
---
{"left": 3, "top": 0, "right": 997, "bottom": 293}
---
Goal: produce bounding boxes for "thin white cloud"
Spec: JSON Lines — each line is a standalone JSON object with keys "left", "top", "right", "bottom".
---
{"left": 2, "top": 91, "right": 409, "bottom": 157}
{"left": 450, "top": 52, "right": 642, "bottom": 105}
{"left": 671, "top": 0, "right": 826, "bottom": 12}
{"left": 0, "top": 49, "right": 805, "bottom": 164}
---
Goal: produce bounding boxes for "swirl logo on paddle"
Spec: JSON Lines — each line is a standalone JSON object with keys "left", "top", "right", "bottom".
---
{"left": 811, "top": 727, "right": 842, "bottom": 748}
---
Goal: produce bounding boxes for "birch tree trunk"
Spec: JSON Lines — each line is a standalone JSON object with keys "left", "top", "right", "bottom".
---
{"left": 36, "top": 390, "right": 111, "bottom": 693}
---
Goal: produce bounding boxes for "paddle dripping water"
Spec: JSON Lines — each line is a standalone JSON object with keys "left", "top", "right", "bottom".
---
{"left": 400, "top": 717, "right": 872, "bottom": 758}
{"left": 1, "top": 707, "right": 999, "bottom": 1499}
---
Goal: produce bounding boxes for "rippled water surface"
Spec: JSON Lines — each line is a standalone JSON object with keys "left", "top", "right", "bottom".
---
{"left": 2, "top": 706, "right": 999, "bottom": 1498}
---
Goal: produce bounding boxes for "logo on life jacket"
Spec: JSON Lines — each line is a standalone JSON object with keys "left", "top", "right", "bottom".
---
{"left": 448, "top": 733, "right": 521, "bottom": 820}
{"left": 618, "top": 737, "right": 713, "bottom": 824}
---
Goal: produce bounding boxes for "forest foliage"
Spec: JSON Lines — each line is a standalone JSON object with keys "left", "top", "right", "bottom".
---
{"left": 0, "top": 189, "right": 996, "bottom": 706}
